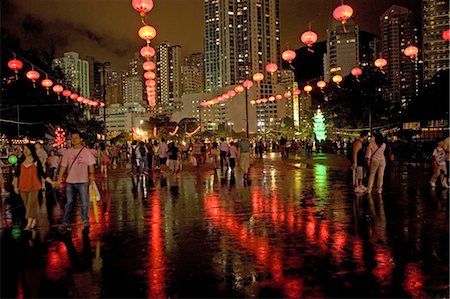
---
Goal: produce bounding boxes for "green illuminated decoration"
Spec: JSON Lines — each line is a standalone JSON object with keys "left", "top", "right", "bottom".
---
{"left": 313, "top": 108, "right": 327, "bottom": 142}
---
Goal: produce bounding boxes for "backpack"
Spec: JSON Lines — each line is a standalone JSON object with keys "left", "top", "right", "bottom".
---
{"left": 139, "top": 145, "right": 146, "bottom": 157}
{"left": 131, "top": 146, "right": 137, "bottom": 160}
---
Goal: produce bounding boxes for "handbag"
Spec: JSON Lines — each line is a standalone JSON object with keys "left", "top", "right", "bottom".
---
{"left": 101, "top": 151, "right": 110, "bottom": 164}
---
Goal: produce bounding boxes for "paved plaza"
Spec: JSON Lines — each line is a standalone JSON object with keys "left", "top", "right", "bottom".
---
{"left": 1, "top": 153, "right": 449, "bottom": 298}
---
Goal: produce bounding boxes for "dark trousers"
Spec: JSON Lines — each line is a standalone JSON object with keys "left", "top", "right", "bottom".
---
{"left": 220, "top": 151, "right": 227, "bottom": 171}
{"left": 229, "top": 158, "right": 236, "bottom": 171}
{"left": 147, "top": 155, "right": 153, "bottom": 170}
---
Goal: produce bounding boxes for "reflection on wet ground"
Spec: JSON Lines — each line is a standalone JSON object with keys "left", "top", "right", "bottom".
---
{"left": 1, "top": 153, "right": 448, "bottom": 298}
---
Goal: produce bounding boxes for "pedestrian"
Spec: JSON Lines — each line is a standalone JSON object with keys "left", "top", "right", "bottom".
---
{"left": 442, "top": 136, "right": 450, "bottom": 186}
{"left": 167, "top": 142, "right": 180, "bottom": 173}
{"left": 57, "top": 131, "right": 96, "bottom": 233}
{"left": 12, "top": 143, "right": 55, "bottom": 231}
{"left": 280, "top": 137, "right": 286, "bottom": 159}
{"left": 430, "top": 139, "right": 449, "bottom": 189}
{"left": 238, "top": 133, "right": 251, "bottom": 180}
{"left": 159, "top": 138, "right": 169, "bottom": 169}
{"left": 228, "top": 141, "right": 238, "bottom": 173}
{"left": 351, "top": 130, "right": 369, "bottom": 193}
{"left": 200, "top": 139, "right": 207, "bottom": 164}
{"left": 210, "top": 141, "right": 219, "bottom": 169}
{"left": 129, "top": 141, "right": 140, "bottom": 175}
{"left": 145, "top": 140, "right": 154, "bottom": 171}
{"left": 120, "top": 143, "right": 128, "bottom": 163}
{"left": 35, "top": 141, "right": 48, "bottom": 189}
{"left": 219, "top": 138, "right": 229, "bottom": 172}
{"left": 257, "top": 139, "right": 264, "bottom": 159}
{"left": 97, "top": 143, "right": 110, "bottom": 178}
{"left": 153, "top": 140, "right": 160, "bottom": 170}
{"left": 109, "top": 142, "right": 119, "bottom": 167}
{"left": 47, "top": 149, "right": 60, "bottom": 181}
{"left": 192, "top": 139, "right": 202, "bottom": 167}
{"left": 365, "top": 133, "right": 387, "bottom": 194}
{"left": 138, "top": 141, "right": 148, "bottom": 175}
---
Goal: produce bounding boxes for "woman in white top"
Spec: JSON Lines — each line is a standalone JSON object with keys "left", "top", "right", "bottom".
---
{"left": 228, "top": 142, "right": 238, "bottom": 172}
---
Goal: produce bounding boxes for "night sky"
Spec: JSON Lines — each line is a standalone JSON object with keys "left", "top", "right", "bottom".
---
{"left": 1, "top": 0, "right": 420, "bottom": 70}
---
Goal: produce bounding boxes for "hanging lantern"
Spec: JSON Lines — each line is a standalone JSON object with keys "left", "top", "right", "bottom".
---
{"left": 374, "top": 58, "right": 388, "bottom": 69}
{"left": 284, "top": 91, "right": 292, "bottom": 98}
{"left": 26, "top": 70, "right": 40, "bottom": 87}
{"left": 275, "top": 94, "right": 283, "bottom": 101}
{"left": 261, "top": 98, "right": 268, "bottom": 103}
{"left": 265, "top": 63, "right": 278, "bottom": 74}
{"left": 268, "top": 96, "right": 276, "bottom": 102}
{"left": 77, "top": 96, "right": 84, "bottom": 103}
{"left": 304, "top": 84, "right": 313, "bottom": 94}
{"left": 217, "top": 96, "right": 224, "bottom": 102}
{"left": 62, "top": 90, "right": 72, "bottom": 100}
{"left": 443, "top": 29, "right": 450, "bottom": 41}
{"left": 143, "top": 61, "right": 156, "bottom": 71}
{"left": 41, "top": 78, "right": 53, "bottom": 95}
{"left": 333, "top": 4, "right": 353, "bottom": 24}
{"left": 234, "top": 85, "right": 244, "bottom": 93}
{"left": 351, "top": 67, "right": 362, "bottom": 77}
{"left": 252, "top": 72, "right": 264, "bottom": 83}
{"left": 100, "top": 102, "right": 105, "bottom": 108}
{"left": 282, "top": 50, "right": 296, "bottom": 63}
{"left": 256, "top": 99, "right": 262, "bottom": 104}
{"left": 250, "top": 100, "right": 256, "bottom": 105}
{"left": 332, "top": 74, "right": 343, "bottom": 84}
{"left": 52, "top": 84, "right": 63, "bottom": 100}
{"left": 145, "top": 79, "right": 156, "bottom": 87}
{"left": 140, "top": 46, "right": 156, "bottom": 59}
{"left": 138, "top": 25, "right": 157, "bottom": 42}
{"left": 144, "top": 71, "right": 156, "bottom": 80}
{"left": 300, "top": 31, "right": 318, "bottom": 48}
{"left": 317, "top": 81, "right": 326, "bottom": 89}
{"left": 132, "top": 0, "right": 154, "bottom": 16}
{"left": 293, "top": 89, "right": 301, "bottom": 95}
{"left": 228, "top": 90, "right": 236, "bottom": 97}
{"left": 70, "top": 93, "right": 79, "bottom": 101}
{"left": 403, "top": 46, "right": 418, "bottom": 58}
{"left": 243, "top": 79, "right": 253, "bottom": 89}
{"left": 7, "top": 59, "right": 23, "bottom": 79}
{"left": 223, "top": 94, "right": 230, "bottom": 100}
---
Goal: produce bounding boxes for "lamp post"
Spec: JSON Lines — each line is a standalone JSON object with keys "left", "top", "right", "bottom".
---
{"left": 245, "top": 87, "right": 249, "bottom": 138}
{"left": 101, "top": 62, "right": 111, "bottom": 141}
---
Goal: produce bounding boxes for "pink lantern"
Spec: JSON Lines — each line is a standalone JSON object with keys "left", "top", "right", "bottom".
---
{"left": 282, "top": 50, "right": 296, "bottom": 63}
{"left": 100, "top": 102, "right": 105, "bottom": 108}
{"left": 234, "top": 85, "right": 244, "bottom": 93}
{"left": 268, "top": 96, "right": 276, "bottom": 102}
{"left": 443, "top": 29, "right": 450, "bottom": 41}
{"left": 223, "top": 94, "right": 230, "bottom": 100}
{"left": 243, "top": 80, "right": 253, "bottom": 89}
{"left": 26, "top": 70, "right": 40, "bottom": 85}
{"left": 8, "top": 59, "right": 23, "bottom": 78}
{"left": 138, "top": 25, "right": 157, "bottom": 42}
{"left": 301, "top": 31, "right": 318, "bottom": 47}
{"left": 145, "top": 79, "right": 156, "bottom": 87}
{"left": 261, "top": 98, "right": 268, "bottom": 103}
{"left": 52, "top": 84, "right": 63, "bottom": 94}
{"left": 70, "top": 93, "right": 79, "bottom": 100}
{"left": 253, "top": 72, "right": 264, "bottom": 83}
{"left": 144, "top": 71, "right": 156, "bottom": 80}
{"left": 255, "top": 99, "right": 262, "bottom": 104}
{"left": 374, "top": 58, "right": 388, "bottom": 69}
{"left": 217, "top": 96, "right": 224, "bottom": 102}
{"left": 351, "top": 67, "right": 362, "bottom": 77}
{"left": 333, "top": 4, "right": 353, "bottom": 24}
{"left": 62, "top": 90, "right": 72, "bottom": 99}
{"left": 77, "top": 96, "right": 84, "bottom": 103}
{"left": 83, "top": 98, "right": 90, "bottom": 105}
{"left": 250, "top": 100, "right": 256, "bottom": 105}
{"left": 140, "top": 46, "right": 156, "bottom": 59}
{"left": 228, "top": 90, "right": 236, "bottom": 97}
{"left": 275, "top": 94, "right": 283, "bottom": 101}
{"left": 317, "top": 81, "right": 326, "bottom": 89}
{"left": 41, "top": 78, "right": 53, "bottom": 94}
{"left": 284, "top": 91, "right": 292, "bottom": 98}
{"left": 403, "top": 46, "right": 418, "bottom": 58}
{"left": 143, "top": 61, "right": 156, "bottom": 71}
{"left": 132, "top": 0, "right": 154, "bottom": 15}
{"left": 304, "top": 84, "right": 313, "bottom": 93}
{"left": 332, "top": 74, "right": 343, "bottom": 84}
{"left": 265, "top": 63, "right": 278, "bottom": 74}
{"left": 293, "top": 89, "right": 301, "bottom": 95}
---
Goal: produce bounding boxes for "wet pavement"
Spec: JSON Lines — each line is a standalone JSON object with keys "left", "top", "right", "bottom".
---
{"left": 1, "top": 153, "right": 449, "bottom": 298}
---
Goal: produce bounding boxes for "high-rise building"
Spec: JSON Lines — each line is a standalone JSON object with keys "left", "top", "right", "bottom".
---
{"left": 155, "top": 42, "right": 182, "bottom": 114}
{"left": 85, "top": 56, "right": 103, "bottom": 100}
{"left": 123, "top": 53, "right": 145, "bottom": 104}
{"left": 379, "top": 5, "right": 420, "bottom": 106}
{"left": 324, "top": 19, "right": 359, "bottom": 80}
{"left": 422, "top": 0, "right": 449, "bottom": 81}
{"left": 182, "top": 53, "right": 205, "bottom": 94}
{"left": 105, "top": 68, "right": 125, "bottom": 105}
{"left": 204, "top": 0, "right": 281, "bottom": 90}
{"left": 53, "top": 52, "right": 90, "bottom": 97}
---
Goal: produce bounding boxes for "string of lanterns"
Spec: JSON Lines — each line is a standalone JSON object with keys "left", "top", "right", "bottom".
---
{"left": 132, "top": 0, "right": 157, "bottom": 108}
{"left": 6, "top": 50, "right": 105, "bottom": 109}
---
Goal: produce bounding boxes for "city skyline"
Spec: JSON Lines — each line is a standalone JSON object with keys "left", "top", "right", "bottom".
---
{"left": 1, "top": 0, "right": 421, "bottom": 70}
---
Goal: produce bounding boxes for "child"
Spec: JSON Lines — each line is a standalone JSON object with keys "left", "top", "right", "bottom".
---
{"left": 430, "top": 140, "right": 449, "bottom": 188}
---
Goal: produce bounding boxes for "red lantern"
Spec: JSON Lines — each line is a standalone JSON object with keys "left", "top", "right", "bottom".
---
{"left": 143, "top": 61, "right": 156, "bottom": 71}
{"left": 332, "top": 74, "right": 343, "bottom": 84}
{"left": 293, "top": 89, "right": 301, "bottom": 95}
{"left": 250, "top": 100, "right": 256, "bottom": 105}
{"left": 275, "top": 94, "right": 283, "bottom": 101}
{"left": 253, "top": 72, "right": 264, "bottom": 83}
{"left": 243, "top": 80, "right": 253, "bottom": 89}
{"left": 132, "top": 0, "right": 154, "bottom": 16}
{"left": 217, "top": 96, "right": 223, "bottom": 102}
{"left": 351, "top": 67, "right": 362, "bottom": 77}
{"left": 41, "top": 78, "right": 53, "bottom": 95}
{"left": 100, "top": 102, "right": 105, "bottom": 108}
{"left": 138, "top": 25, "right": 157, "bottom": 42}
{"left": 261, "top": 98, "right": 268, "bottom": 103}
{"left": 333, "top": 4, "right": 353, "bottom": 24}
{"left": 52, "top": 84, "right": 63, "bottom": 94}
{"left": 62, "top": 90, "right": 72, "bottom": 100}
{"left": 255, "top": 99, "right": 262, "bottom": 104}
{"left": 77, "top": 96, "right": 84, "bottom": 103}
{"left": 301, "top": 31, "right": 318, "bottom": 47}
{"left": 70, "top": 93, "right": 79, "bottom": 100}
{"left": 8, "top": 59, "right": 23, "bottom": 78}
{"left": 228, "top": 90, "right": 236, "bottom": 97}
{"left": 304, "top": 84, "right": 313, "bottom": 93}
{"left": 144, "top": 71, "right": 156, "bottom": 80}
{"left": 317, "top": 81, "right": 326, "bottom": 89}
{"left": 234, "top": 85, "right": 244, "bottom": 93}
{"left": 284, "top": 91, "right": 292, "bottom": 98}
{"left": 268, "top": 96, "right": 276, "bottom": 102}
{"left": 265, "top": 63, "right": 278, "bottom": 74}
{"left": 26, "top": 70, "right": 40, "bottom": 88}
{"left": 443, "top": 29, "right": 450, "bottom": 41}
{"left": 282, "top": 50, "right": 296, "bottom": 63}
{"left": 140, "top": 46, "right": 156, "bottom": 59}
{"left": 223, "top": 94, "right": 230, "bottom": 100}
{"left": 403, "top": 46, "right": 418, "bottom": 58}
{"left": 374, "top": 58, "right": 387, "bottom": 69}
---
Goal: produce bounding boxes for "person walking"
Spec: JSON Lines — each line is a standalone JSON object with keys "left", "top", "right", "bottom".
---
{"left": 109, "top": 142, "right": 119, "bottom": 168}
{"left": 228, "top": 141, "right": 238, "bottom": 173}
{"left": 238, "top": 133, "right": 251, "bottom": 180}
{"left": 159, "top": 138, "right": 169, "bottom": 170}
{"left": 430, "top": 139, "right": 449, "bottom": 189}
{"left": 167, "top": 142, "right": 180, "bottom": 173}
{"left": 57, "top": 131, "right": 96, "bottom": 233}
{"left": 146, "top": 140, "right": 154, "bottom": 171}
{"left": 219, "top": 138, "right": 229, "bottom": 172}
{"left": 138, "top": 141, "right": 148, "bottom": 175}
{"left": 192, "top": 139, "right": 202, "bottom": 167}
{"left": 12, "top": 144, "right": 55, "bottom": 230}
{"left": 210, "top": 141, "right": 220, "bottom": 169}
{"left": 366, "top": 133, "right": 387, "bottom": 194}
{"left": 97, "top": 143, "right": 110, "bottom": 178}
{"left": 351, "top": 130, "right": 369, "bottom": 193}
{"left": 129, "top": 140, "right": 140, "bottom": 175}
{"left": 47, "top": 149, "right": 60, "bottom": 181}
{"left": 153, "top": 140, "right": 160, "bottom": 170}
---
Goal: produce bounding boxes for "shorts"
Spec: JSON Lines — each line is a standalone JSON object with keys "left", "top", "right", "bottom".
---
{"left": 356, "top": 166, "right": 364, "bottom": 180}
{"left": 159, "top": 157, "right": 167, "bottom": 165}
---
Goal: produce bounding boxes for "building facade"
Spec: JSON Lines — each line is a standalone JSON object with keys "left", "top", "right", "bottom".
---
{"left": 422, "top": 0, "right": 450, "bottom": 81}
{"left": 182, "top": 53, "right": 205, "bottom": 94}
{"left": 53, "top": 52, "right": 90, "bottom": 98}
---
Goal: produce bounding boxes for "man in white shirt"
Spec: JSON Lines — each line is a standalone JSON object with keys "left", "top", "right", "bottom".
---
{"left": 159, "top": 138, "right": 169, "bottom": 168}
{"left": 219, "top": 137, "right": 229, "bottom": 172}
